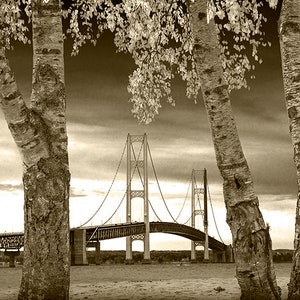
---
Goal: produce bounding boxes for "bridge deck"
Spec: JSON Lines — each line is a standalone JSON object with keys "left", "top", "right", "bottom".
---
{"left": 81, "top": 222, "right": 227, "bottom": 251}
{"left": 0, "top": 222, "right": 227, "bottom": 251}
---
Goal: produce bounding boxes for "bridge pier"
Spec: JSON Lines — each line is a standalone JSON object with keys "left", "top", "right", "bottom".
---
{"left": 212, "top": 250, "right": 226, "bottom": 262}
{"left": 95, "top": 241, "right": 101, "bottom": 265}
{"left": 4, "top": 250, "right": 19, "bottom": 267}
{"left": 225, "top": 245, "right": 234, "bottom": 262}
{"left": 71, "top": 229, "right": 88, "bottom": 266}
{"left": 143, "top": 230, "right": 151, "bottom": 263}
{"left": 191, "top": 241, "right": 210, "bottom": 263}
{"left": 125, "top": 236, "right": 133, "bottom": 264}
{"left": 212, "top": 245, "right": 234, "bottom": 263}
{"left": 191, "top": 241, "right": 196, "bottom": 263}
{"left": 126, "top": 234, "right": 151, "bottom": 264}
{"left": 142, "top": 258, "right": 151, "bottom": 264}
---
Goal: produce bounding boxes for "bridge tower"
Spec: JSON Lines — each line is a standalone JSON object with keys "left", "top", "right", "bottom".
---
{"left": 191, "top": 169, "right": 209, "bottom": 262}
{"left": 126, "top": 133, "right": 151, "bottom": 264}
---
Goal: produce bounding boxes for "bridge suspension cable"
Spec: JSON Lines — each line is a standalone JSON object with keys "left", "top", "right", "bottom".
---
{"left": 129, "top": 139, "right": 163, "bottom": 222}
{"left": 147, "top": 142, "right": 178, "bottom": 223}
{"left": 81, "top": 133, "right": 224, "bottom": 245}
{"left": 102, "top": 141, "right": 144, "bottom": 225}
{"left": 174, "top": 178, "right": 191, "bottom": 222}
{"left": 195, "top": 181, "right": 204, "bottom": 223}
{"left": 148, "top": 198, "right": 163, "bottom": 222}
{"left": 181, "top": 214, "right": 192, "bottom": 225}
{"left": 86, "top": 198, "right": 127, "bottom": 241}
{"left": 86, "top": 191, "right": 126, "bottom": 242}
{"left": 208, "top": 183, "right": 224, "bottom": 243}
{"left": 102, "top": 195, "right": 125, "bottom": 225}
{"left": 78, "top": 140, "right": 127, "bottom": 227}
{"left": 130, "top": 141, "right": 145, "bottom": 186}
{"left": 86, "top": 142, "right": 144, "bottom": 242}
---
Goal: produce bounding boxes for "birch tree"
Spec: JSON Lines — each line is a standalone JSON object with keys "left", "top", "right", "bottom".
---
{"left": 279, "top": 0, "right": 300, "bottom": 298}
{"left": 67, "top": 0, "right": 282, "bottom": 298}
{"left": 189, "top": 1, "right": 280, "bottom": 298}
{"left": 0, "top": 0, "right": 70, "bottom": 298}
{"left": 196, "top": 0, "right": 300, "bottom": 298}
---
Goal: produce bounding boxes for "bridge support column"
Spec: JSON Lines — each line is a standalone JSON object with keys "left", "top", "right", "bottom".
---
{"left": 212, "top": 250, "right": 226, "bottom": 262}
{"left": 143, "top": 133, "right": 151, "bottom": 264}
{"left": 4, "top": 250, "right": 19, "bottom": 267}
{"left": 191, "top": 241, "right": 196, "bottom": 263}
{"left": 212, "top": 251, "right": 217, "bottom": 262}
{"left": 126, "top": 134, "right": 151, "bottom": 264}
{"left": 142, "top": 232, "right": 151, "bottom": 264}
{"left": 203, "top": 225, "right": 209, "bottom": 262}
{"left": 221, "top": 251, "right": 226, "bottom": 262}
{"left": 191, "top": 241, "right": 210, "bottom": 263}
{"left": 95, "top": 241, "right": 101, "bottom": 265}
{"left": 225, "top": 245, "right": 234, "bottom": 263}
{"left": 71, "top": 229, "right": 88, "bottom": 266}
{"left": 125, "top": 237, "right": 133, "bottom": 264}
{"left": 203, "top": 169, "right": 209, "bottom": 263}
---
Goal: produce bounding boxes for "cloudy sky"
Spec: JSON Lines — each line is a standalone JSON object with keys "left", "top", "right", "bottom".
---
{"left": 0, "top": 3, "right": 297, "bottom": 251}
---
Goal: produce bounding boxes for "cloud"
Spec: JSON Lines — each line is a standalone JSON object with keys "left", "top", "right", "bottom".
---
{"left": 0, "top": 183, "right": 23, "bottom": 192}
{"left": 69, "top": 188, "right": 88, "bottom": 198}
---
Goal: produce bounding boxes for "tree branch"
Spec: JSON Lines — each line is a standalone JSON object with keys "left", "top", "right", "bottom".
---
{"left": 0, "top": 47, "right": 49, "bottom": 167}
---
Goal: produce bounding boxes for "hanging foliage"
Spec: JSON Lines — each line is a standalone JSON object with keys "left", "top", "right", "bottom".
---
{"left": 0, "top": 0, "right": 31, "bottom": 49}
{"left": 2, "top": 0, "right": 278, "bottom": 123}
{"left": 65, "top": 0, "right": 278, "bottom": 122}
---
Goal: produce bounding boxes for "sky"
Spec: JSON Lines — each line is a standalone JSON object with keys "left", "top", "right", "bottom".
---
{"left": 0, "top": 3, "right": 297, "bottom": 251}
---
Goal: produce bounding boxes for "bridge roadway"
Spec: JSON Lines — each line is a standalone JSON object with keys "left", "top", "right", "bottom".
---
{"left": 0, "top": 222, "right": 227, "bottom": 251}
{"left": 81, "top": 222, "right": 227, "bottom": 251}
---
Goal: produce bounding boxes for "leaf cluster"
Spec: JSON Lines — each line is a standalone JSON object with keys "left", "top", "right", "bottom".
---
{"left": 210, "top": 0, "right": 277, "bottom": 91}
{"left": 1, "top": 0, "right": 278, "bottom": 123}
{"left": 66, "top": 0, "right": 200, "bottom": 124}
{"left": 0, "top": 0, "right": 31, "bottom": 49}
{"left": 66, "top": 0, "right": 278, "bottom": 122}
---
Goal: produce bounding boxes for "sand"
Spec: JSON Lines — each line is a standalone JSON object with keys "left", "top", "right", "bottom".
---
{"left": 0, "top": 263, "right": 292, "bottom": 299}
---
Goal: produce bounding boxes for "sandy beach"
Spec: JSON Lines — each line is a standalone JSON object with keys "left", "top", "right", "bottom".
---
{"left": 0, "top": 262, "right": 291, "bottom": 299}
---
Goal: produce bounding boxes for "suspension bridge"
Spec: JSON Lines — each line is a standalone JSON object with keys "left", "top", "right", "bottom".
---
{"left": 0, "top": 134, "right": 233, "bottom": 266}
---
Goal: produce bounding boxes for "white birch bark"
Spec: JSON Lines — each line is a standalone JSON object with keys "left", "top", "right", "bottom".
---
{"left": 0, "top": 0, "right": 70, "bottom": 298}
{"left": 189, "top": 1, "right": 281, "bottom": 299}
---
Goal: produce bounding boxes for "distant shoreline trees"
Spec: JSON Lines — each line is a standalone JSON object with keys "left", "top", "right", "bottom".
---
{"left": 0, "top": 249, "right": 295, "bottom": 266}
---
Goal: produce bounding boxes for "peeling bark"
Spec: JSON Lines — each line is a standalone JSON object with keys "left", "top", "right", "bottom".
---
{"left": 279, "top": 0, "right": 300, "bottom": 298}
{"left": 19, "top": 1, "right": 70, "bottom": 299}
{"left": 1, "top": 0, "right": 70, "bottom": 299}
{"left": 19, "top": 157, "right": 70, "bottom": 299}
{"left": 189, "top": 1, "right": 280, "bottom": 299}
{"left": 0, "top": 48, "right": 50, "bottom": 167}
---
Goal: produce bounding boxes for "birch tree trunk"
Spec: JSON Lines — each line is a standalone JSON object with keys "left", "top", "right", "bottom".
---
{"left": 189, "top": 1, "right": 280, "bottom": 299}
{"left": 279, "top": 0, "right": 300, "bottom": 298}
{"left": 0, "top": 0, "right": 70, "bottom": 299}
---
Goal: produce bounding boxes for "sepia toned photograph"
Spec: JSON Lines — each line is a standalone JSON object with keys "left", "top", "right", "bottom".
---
{"left": 0, "top": 0, "right": 299, "bottom": 299}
